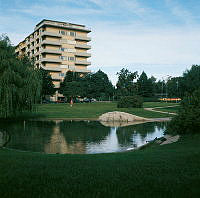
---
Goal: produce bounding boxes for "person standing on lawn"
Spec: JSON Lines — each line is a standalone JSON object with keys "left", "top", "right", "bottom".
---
{"left": 70, "top": 97, "right": 73, "bottom": 107}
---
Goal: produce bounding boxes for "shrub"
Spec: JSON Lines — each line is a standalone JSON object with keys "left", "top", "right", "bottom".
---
{"left": 143, "top": 97, "right": 159, "bottom": 102}
{"left": 117, "top": 96, "right": 143, "bottom": 108}
{"left": 166, "top": 89, "right": 200, "bottom": 134}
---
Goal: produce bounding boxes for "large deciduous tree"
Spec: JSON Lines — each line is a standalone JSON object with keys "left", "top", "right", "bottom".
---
{"left": 116, "top": 68, "right": 138, "bottom": 97}
{"left": 60, "top": 70, "right": 114, "bottom": 101}
{"left": 60, "top": 71, "right": 86, "bottom": 100}
{"left": 0, "top": 35, "right": 41, "bottom": 118}
{"left": 87, "top": 70, "right": 114, "bottom": 100}
{"left": 40, "top": 68, "right": 55, "bottom": 100}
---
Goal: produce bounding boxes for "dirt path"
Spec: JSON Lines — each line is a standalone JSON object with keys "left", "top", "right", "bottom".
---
{"left": 144, "top": 105, "right": 179, "bottom": 115}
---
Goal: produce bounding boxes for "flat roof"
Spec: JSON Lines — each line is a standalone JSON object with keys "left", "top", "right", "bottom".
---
{"left": 36, "top": 19, "right": 86, "bottom": 28}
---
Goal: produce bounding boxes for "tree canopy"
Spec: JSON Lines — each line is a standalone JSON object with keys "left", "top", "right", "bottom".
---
{"left": 60, "top": 70, "right": 114, "bottom": 101}
{"left": 40, "top": 68, "right": 55, "bottom": 99}
{"left": 137, "top": 71, "right": 155, "bottom": 97}
{"left": 116, "top": 68, "right": 138, "bottom": 97}
{"left": 0, "top": 35, "right": 41, "bottom": 118}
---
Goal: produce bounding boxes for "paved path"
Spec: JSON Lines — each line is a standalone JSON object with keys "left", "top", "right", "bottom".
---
{"left": 144, "top": 105, "right": 179, "bottom": 115}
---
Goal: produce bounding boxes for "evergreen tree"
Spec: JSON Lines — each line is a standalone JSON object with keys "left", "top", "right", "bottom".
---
{"left": 0, "top": 35, "right": 41, "bottom": 118}
{"left": 181, "top": 65, "right": 200, "bottom": 95}
{"left": 137, "top": 71, "right": 154, "bottom": 97}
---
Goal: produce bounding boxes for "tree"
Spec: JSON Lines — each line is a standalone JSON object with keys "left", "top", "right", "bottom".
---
{"left": 180, "top": 65, "right": 200, "bottom": 96}
{"left": 40, "top": 68, "right": 55, "bottom": 99}
{"left": 60, "top": 71, "right": 87, "bottom": 100}
{"left": 60, "top": 70, "right": 114, "bottom": 101}
{"left": 60, "top": 71, "right": 82, "bottom": 95}
{"left": 116, "top": 68, "right": 138, "bottom": 97}
{"left": 0, "top": 35, "right": 41, "bottom": 118}
{"left": 166, "top": 77, "right": 182, "bottom": 98}
{"left": 87, "top": 70, "right": 114, "bottom": 100}
{"left": 166, "top": 89, "right": 200, "bottom": 134}
{"left": 137, "top": 71, "right": 154, "bottom": 97}
{"left": 154, "top": 80, "right": 166, "bottom": 97}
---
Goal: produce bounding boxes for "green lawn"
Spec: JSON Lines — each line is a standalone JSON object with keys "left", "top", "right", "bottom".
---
{"left": 143, "top": 102, "right": 179, "bottom": 108}
{"left": 36, "top": 102, "right": 177, "bottom": 119}
{"left": 0, "top": 134, "right": 200, "bottom": 198}
{"left": 153, "top": 106, "right": 181, "bottom": 114}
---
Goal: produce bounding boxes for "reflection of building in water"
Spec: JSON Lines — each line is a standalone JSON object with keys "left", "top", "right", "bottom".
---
{"left": 44, "top": 125, "right": 86, "bottom": 154}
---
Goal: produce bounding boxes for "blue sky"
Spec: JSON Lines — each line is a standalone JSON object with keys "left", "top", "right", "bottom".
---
{"left": 0, "top": 0, "right": 200, "bottom": 84}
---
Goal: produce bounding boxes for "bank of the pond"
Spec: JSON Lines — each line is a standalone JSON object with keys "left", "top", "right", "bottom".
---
{"left": 0, "top": 134, "right": 200, "bottom": 197}
{"left": 36, "top": 102, "right": 177, "bottom": 119}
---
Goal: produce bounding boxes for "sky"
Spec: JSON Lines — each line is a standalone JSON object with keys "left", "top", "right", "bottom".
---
{"left": 0, "top": 0, "right": 200, "bottom": 84}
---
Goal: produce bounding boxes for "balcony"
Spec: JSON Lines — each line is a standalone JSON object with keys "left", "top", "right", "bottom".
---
{"left": 75, "top": 60, "right": 91, "bottom": 65}
{"left": 75, "top": 52, "right": 91, "bottom": 57}
{"left": 68, "top": 66, "right": 91, "bottom": 73}
{"left": 42, "top": 40, "right": 61, "bottom": 46}
{"left": 41, "top": 58, "right": 62, "bottom": 63}
{"left": 51, "top": 75, "right": 62, "bottom": 81}
{"left": 41, "top": 49, "right": 62, "bottom": 54}
{"left": 41, "top": 66, "right": 61, "bottom": 72}
{"left": 75, "top": 35, "right": 91, "bottom": 42}
{"left": 75, "top": 44, "right": 91, "bottom": 49}
{"left": 41, "top": 31, "right": 61, "bottom": 38}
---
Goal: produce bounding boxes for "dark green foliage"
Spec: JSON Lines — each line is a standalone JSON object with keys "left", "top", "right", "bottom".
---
{"left": 40, "top": 68, "right": 55, "bottom": 99}
{"left": 154, "top": 80, "right": 166, "bottom": 97}
{"left": 181, "top": 65, "right": 200, "bottom": 95}
{"left": 86, "top": 70, "right": 114, "bottom": 100}
{"left": 116, "top": 68, "right": 138, "bottom": 97}
{"left": 60, "top": 71, "right": 84, "bottom": 100}
{"left": 60, "top": 70, "right": 114, "bottom": 101}
{"left": 137, "top": 71, "right": 155, "bottom": 97}
{"left": 165, "top": 65, "right": 200, "bottom": 98}
{"left": 0, "top": 35, "right": 41, "bottom": 118}
{"left": 117, "top": 95, "right": 143, "bottom": 108}
{"left": 166, "top": 77, "right": 182, "bottom": 98}
{"left": 166, "top": 89, "right": 200, "bottom": 134}
{"left": 143, "top": 97, "right": 159, "bottom": 102}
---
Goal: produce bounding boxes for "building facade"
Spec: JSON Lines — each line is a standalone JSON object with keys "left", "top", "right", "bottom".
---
{"left": 15, "top": 19, "right": 91, "bottom": 101}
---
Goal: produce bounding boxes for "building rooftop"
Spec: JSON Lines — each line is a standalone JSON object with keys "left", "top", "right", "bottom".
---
{"left": 36, "top": 19, "right": 86, "bottom": 28}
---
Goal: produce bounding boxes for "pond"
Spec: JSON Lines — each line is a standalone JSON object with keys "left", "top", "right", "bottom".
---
{"left": 0, "top": 120, "right": 167, "bottom": 154}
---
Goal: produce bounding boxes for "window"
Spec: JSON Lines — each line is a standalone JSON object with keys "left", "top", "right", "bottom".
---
{"left": 68, "top": 56, "right": 75, "bottom": 61}
{"left": 61, "top": 48, "right": 64, "bottom": 51}
{"left": 60, "top": 56, "right": 68, "bottom": 60}
{"left": 70, "top": 32, "right": 76, "bottom": 37}
{"left": 59, "top": 73, "right": 65, "bottom": 77}
{"left": 61, "top": 30, "right": 65, "bottom": 35}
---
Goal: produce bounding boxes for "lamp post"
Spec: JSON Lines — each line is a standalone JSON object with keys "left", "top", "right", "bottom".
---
{"left": 166, "top": 75, "right": 172, "bottom": 99}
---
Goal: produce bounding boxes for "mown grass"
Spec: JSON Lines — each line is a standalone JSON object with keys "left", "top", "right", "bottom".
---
{"left": 143, "top": 102, "right": 179, "bottom": 108}
{"left": 36, "top": 102, "right": 176, "bottom": 119}
{"left": 0, "top": 134, "right": 200, "bottom": 198}
{"left": 153, "top": 106, "right": 181, "bottom": 114}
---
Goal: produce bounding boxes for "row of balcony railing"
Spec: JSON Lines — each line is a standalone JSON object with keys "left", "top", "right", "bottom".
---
{"left": 40, "top": 58, "right": 91, "bottom": 65}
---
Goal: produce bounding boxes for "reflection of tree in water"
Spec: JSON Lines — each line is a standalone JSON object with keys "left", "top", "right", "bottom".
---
{"left": 116, "top": 122, "right": 167, "bottom": 145}
{"left": 59, "top": 121, "right": 110, "bottom": 144}
{"left": 0, "top": 121, "right": 55, "bottom": 152}
{"left": 156, "top": 121, "right": 168, "bottom": 131}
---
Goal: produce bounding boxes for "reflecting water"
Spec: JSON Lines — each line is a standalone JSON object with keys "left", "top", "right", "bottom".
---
{"left": 0, "top": 120, "right": 167, "bottom": 154}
